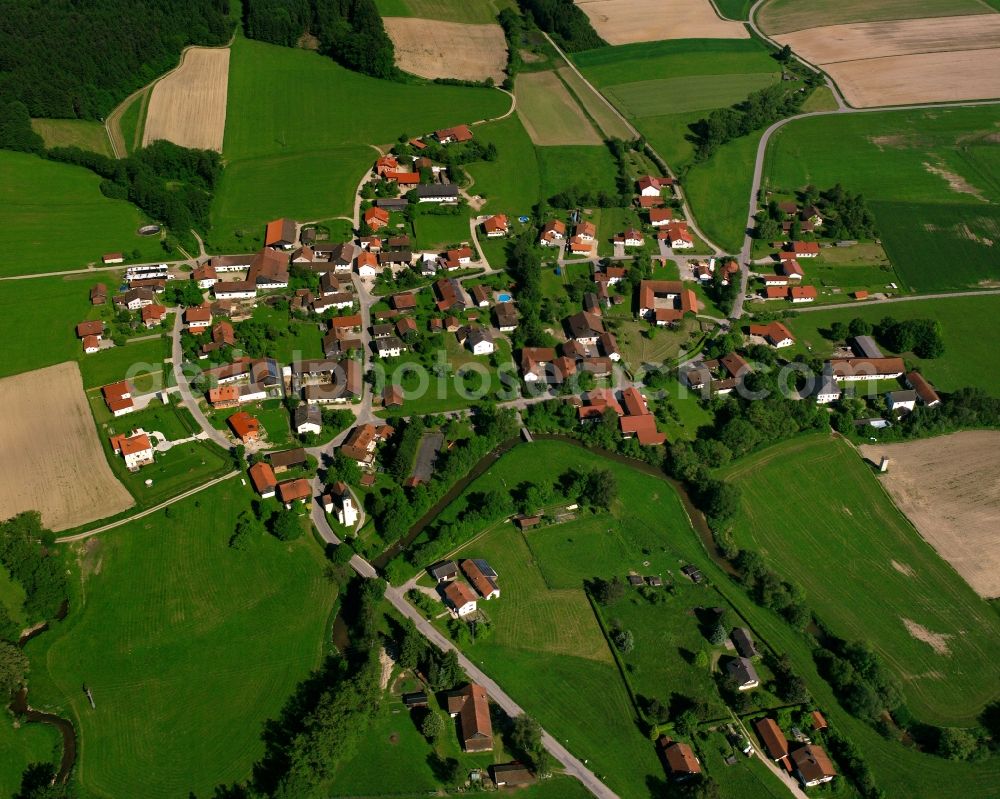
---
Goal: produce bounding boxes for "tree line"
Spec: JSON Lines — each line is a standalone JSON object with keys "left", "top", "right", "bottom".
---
{"left": 0, "top": 0, "right": 233, "bottom": 121}
{"left": 690, "top": 83, "right": 810, "bottom": 162}
{"left": 516, "top": 0, "right": 607, "bottom": 52}
{"left": 242, "top": 0, "right": 395, "bottom": 79}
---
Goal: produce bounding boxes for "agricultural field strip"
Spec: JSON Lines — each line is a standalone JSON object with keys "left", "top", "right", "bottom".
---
{"left": 575, "top": 0, "right": 748, "bottom": 44}
{"left": 757, "top": 0, "right": 997, "bottom": 36}
{"left": 515, "top": 70, "right": 604, "bottom": 145}
{"left": 603, "top": 72, "right": 780, "bottom": 116}
{"left": 383, "top": 17, "right": 508, "bottom": 83}
{"left": 142, "top": 47, "right": 231, "bottom": 151}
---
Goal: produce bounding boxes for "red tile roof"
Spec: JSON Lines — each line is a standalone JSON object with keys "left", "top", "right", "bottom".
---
{"left": 277, "top": 478, "right": 311, "bottom": 503}
{"left": 248, "top": 462, "right": 277, "bottom": 494}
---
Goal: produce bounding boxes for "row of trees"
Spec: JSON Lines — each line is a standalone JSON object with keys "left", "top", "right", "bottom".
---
{"left": 242, "top": 0, "right": 396, "bottom": 79}
{"left": 691, "top": 83, "right": 808, "bottom": 162}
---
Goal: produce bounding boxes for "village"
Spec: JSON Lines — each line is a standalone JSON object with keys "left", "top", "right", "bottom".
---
{"left": 65, "top": 119, "right": 959, "bottom": 799}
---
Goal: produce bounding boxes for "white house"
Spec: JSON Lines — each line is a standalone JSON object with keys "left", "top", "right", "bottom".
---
{"left": 814, "top": 373, "right": 842, "bottom": 404}
{"left": 337, "top": 493, "right": 358, "bottom": 527}
{"left": 111, "top": 431, "right": 154, "bottom": 471}
{"left": 665, "top": 223, "right": 693, "bottom": 249}
{"left": 467, "top": 329, "right": 495, "bottom": 356}
{"left": 621, "top": 228, "right": 644, "bottom": 247}
{"left": 213, "top": 283, "right": 257, "bottom": 300}
{"left": 444, "top": 581, "right": 478, "bottom": 617}
{"left": 377, "top": 336, "right": 406, "bottom": 358}
{"left": 887, "top": 389, "right": 917, "bottom": 414}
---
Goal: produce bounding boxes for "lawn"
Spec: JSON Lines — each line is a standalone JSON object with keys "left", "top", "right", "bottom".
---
{"left": 0, "top": 719, "right": 59, "bottom": 799}
{"left": 0, "top": 273, "right": 121, "bottom": 379}
{"left": 464, "top": 114, "right": 542, "bottom": 215}
{"left": 784, "top": 293, "right": 1000, "bottom": 395}
{"left": 30, "top": 119, "right": 113, "bottom": 156}
{"left": 412, "top": 210, "right": 474, "bottom": 249}
{"left": 764, "top": 106, "right": 1000, "bottom": 291}
{"left": 0, "top": 151, "right": 172, "bottom": 276}
{"left": 380, "top": 339, "right": 517, "bottom": 416}
{"left": 537, "top": 145, "right": 620, "bottom": 205}
{"left": 78, "top": 336, "right": 168, "bottom": 391}
{"left": 27, "top": 481, "right": 337, "bottom": 799}
{"left": 613, "top": 318, "right": 700, "bottom": 371}
{"left": 249, "top": 304, "right": 325, "bottom": 362}
{"left": 722, "top": 434, "right": 1000, "bottom": 727}
{"left": 212, "top": 37, "right": 508, "bottom": 251}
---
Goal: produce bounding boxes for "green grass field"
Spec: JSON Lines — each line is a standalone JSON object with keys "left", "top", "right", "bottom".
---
{"left": 413, "top": 438, "right": 1000, "bottom": 798}
{"left": 374, "top": 0, "right": 513, "bottom": 24}
{"left": 515, "top": 69, "right": 604, "bottom": 146}
{"left": 713, "top": 0, "right": 753, "bottom": 19}
{"left": 757, "top": 0, "right": 995, "bottom": 35}
{"left": 684, "top": 131, "right": 762, "bottom": 252}
{"left": 785, "top": 294, "right": 1000, "bottom": 394}
{"left": 78, "top": 336, "right": 168, "bottom": 391}
{"left": 537, "top": 145, "right": 620, "bottom": 205}
{"left": 723, "top": 434, "right": 1000, "bottom": 726}
{"left": 0, "top": 719, "right": 59, "bottom": 799}
{"left": 116, "top": 93, "right": 146, "bottom": 155}
{"left": 30, "top": 119, "right": 113, "bottom": 156}
{"left": 0, "top": 273, "right": 121, "bottom": 379}
{"left": 0, "top": 151, "right": 170, "bottom": 276}
{"left": 412, "top": 211, "right": 473, "bottom": 249}
{"left": 27, "top": 481, "right": 336, "bottom": 799}
{"left": 573, "top": 40, "right": 782, "bottom": 251}
{"left": 605, "top": 72, "right": 779, "bottom": 117}
{"left": 765, "top": 106, "right": 1000, "bottom": 291}
{"left": 212, "top": 37, "right": 508, "bottom": 251}
{"left": 464, "top": 114, "right": 541, "bottom": 215}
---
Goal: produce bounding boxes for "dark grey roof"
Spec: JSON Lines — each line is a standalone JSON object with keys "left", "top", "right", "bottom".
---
{"left": 294, "top": 404, "right": 321, "bottom": 427}
{"left": 731, "top": 627, "right": 757, "bottom": 658}
{"left": 851, "top": 335, "right": 883, "bottom": 359}
{"left": 726, "top": 657, "right": 760, "bottom": 686}
{"left": 472, "top": 559, "right": 496, "bottom": 578}
{"left": 429, "top": 561, "right": 458, "bottom": 580}
{"left": 413, "top": 184, "right": 459, "bottom": 199}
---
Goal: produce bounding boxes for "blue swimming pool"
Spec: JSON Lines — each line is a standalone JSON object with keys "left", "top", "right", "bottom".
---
{"left": 498, "top": 293, "right": 512, "bottom": 302}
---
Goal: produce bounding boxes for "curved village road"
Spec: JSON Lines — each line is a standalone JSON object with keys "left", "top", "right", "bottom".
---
{"left": 169, "top": 310, "right": 233, "bottom": 450}
{"left": 732, "top": 97, "right": 1000, "bottom": 320}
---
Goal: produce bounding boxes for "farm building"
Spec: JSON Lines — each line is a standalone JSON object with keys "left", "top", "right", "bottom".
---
{"left": 447, "top": 683, "right": 493, "bottom": 752}
{"left": 657, "top": 737, "right": 701, "bottom": 781}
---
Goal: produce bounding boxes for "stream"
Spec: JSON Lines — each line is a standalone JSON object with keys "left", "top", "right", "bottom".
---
{"left": 11, "top": 601, "right": 76, "bottom": 785}
{"left": 371, "top": 433, "right": 737, "bottom": 577}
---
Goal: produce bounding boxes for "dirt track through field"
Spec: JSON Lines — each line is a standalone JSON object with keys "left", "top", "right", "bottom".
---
{"left": 775, "top": 15, "right": 1000, "bottom": 107}
{"left": 575, "top": 0, "right": 748, "bottom": 44}
{"left": 0, "top": 362, "right": 133, "bottom": 531}
{"left": 860, "top": 431, "right": 1000, "bottom": 598}
{"left": 142, "top": 47, "right": 230, "bottom": 151}
{"left": 383, "top": 18, "right": 507, "bottom": 84}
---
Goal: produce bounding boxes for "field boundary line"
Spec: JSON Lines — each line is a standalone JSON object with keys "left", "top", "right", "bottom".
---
{"left": 55, "top": 469, "right": 239, "bottom": 543}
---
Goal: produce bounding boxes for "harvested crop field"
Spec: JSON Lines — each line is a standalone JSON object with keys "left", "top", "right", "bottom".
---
{"left": 575, "top": 0, "right": 748, "bottom": 44}
{"left": 860, "top": 431, "right": 1000, "bottom": 599}
{"left": 383, "top": 18, "right": 507, "bottom": 83}
{"left": 758, "top": 0, "right": 995, "bottom": 36}
{"left": 142, "top": 47, "right": 230, "bottom": 151}
{"left": 775, "top": 16, "right": 1000, "bottom": 107}
{"left": 516, "top": 70, "right": 602, "bottom": 145}
{"left": 0, "top": 362, "right": 133, "bottom": 530}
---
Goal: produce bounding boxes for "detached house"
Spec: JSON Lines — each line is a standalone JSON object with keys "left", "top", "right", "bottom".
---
{"left": 566, "top": 311, "right": 604, "bottom": 345}
{"left": 617, "top": 228, "right": 644, "bottom": 248}
{"left": 725, "top": 657, "right": 760, "bottom": 691}
{"left": 639, "top": 280, "right": 697, "bottom": 325}
{"left": 356, "top": 249, "right": 379, "bottom": 277}
{"left": 364, "top": 206, "right": 390, "bottom": 231}
{"left": 435, "top": 125, "right": 473, "bottom": 144}
{"left": 791, "top": 745, "right": 837, "bottom": 787}
{"left": 754, "top": 718, "right": 789, "bottom": 766}
{"left": 443, "top": 580, "right": 478, "bottom": 617}
{"left": 483, "top": 214, "right": 508, "bottom": 237}
{"left": 248, "top": 462, "right": 278, "bottom": 498}
{"left": 786, "top": 241, "right": 820, "bottom": 258}
{"left": 466, "top": 328, "right": 495, "bottom": 356}
{"left": 110, "top": 431, "right": 154, "bottom": 471}
{"left": 539, "top": 220, "right": 566, "bottom": 246}
{"left": 185, "top": 305, "right": 213, "bottom": 330}
{"left": 657, "top": 737, "right": 701, "bottom": 782}
{"left": 277, "top": 478, "right": 311, "bottom": 507}
{"left": 228, "top": 411, "right": 260, "bottom": 443}
{"left": 664, "top": 222, "right": 693, "bottom": 249}
{"left": 192, "top": 264, "right": 218, "bottom": 289}
{"left": 749, "top": 321, "right": 795, "bottom": 348}
{"left": 102, "top": 381, "right": 134, "bottom": 417}
{"left": 649, "top": 207, "right": 673, "bottom": 227}
{"left": 637, "top": 175, "right": 672, "bottom": 198}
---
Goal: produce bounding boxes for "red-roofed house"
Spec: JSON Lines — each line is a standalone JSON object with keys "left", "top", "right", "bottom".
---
{"left": 483, "top": 214, "right": 508, "bottom": 237}
{"left": 356, "top": 249, "right": 379, "bottom": 277}
{"left": 664, "top": 222, "right": 693, "bottom": 249}
{"left": 443, "top": 580, "right": 478, "bottom": 617}
{"left": 141, "top": 303, "right": 167, "bottom": 328}
{"left": 790, "top": 285, "right": 817, "bottom": 303}
{"left": 82, "top": 335, "right": 101, "bottom": 354}
{"left": 248, "top": 462, "right": 277, "bottom": 498}
{"left": 102, "top": 381, "right": 134, "bottom": 417}
{"left": 447, "top": 683, "right": 493, "bottom": 752}
{"left": 185, "top": 305, "right": 212, "bottom": 329}
{"left": 364, "top": 207, "right": 390, "bottom": 231}
{"left": 618, "top": 387, "right": 666, "bottom": 446}
{"left": 749, "top": 322, "right": 795, "bottom": 348}
{"left": 228, "top": 411, "right": 260, "bottom": 443}
{"left": 277, "top": 478, "right": 311, "bottom": 506}
{"left": 649, "top": 207, "right": 673, "bottom": 227}
{"left": 657, "top": 737, "right": 701, "bottom": 781}
{"left": 578, "top": 388, "right": 623, "bottom": 421}
{"left": 637, "top": 175, "right": 671, "bottom": 197}
{"left": 435, "top": 125, "right": 473, "bottom": 144}
{"left": 539, "top": 220, "right": 566, "bottom": 246}
{"left": 265, "top": 218, "right": 297, "bottom": 249}
{"left": 110, "top": 431, "right": 154, "bottom": 471}
{"left": 787, "top": 241, "right": 820, "bottom": 258}
{"left": 76, "top": 320, "right": 104, "bottom": 339}
{"left": 375, "top": 154, "right": 398, "bottom": 176}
